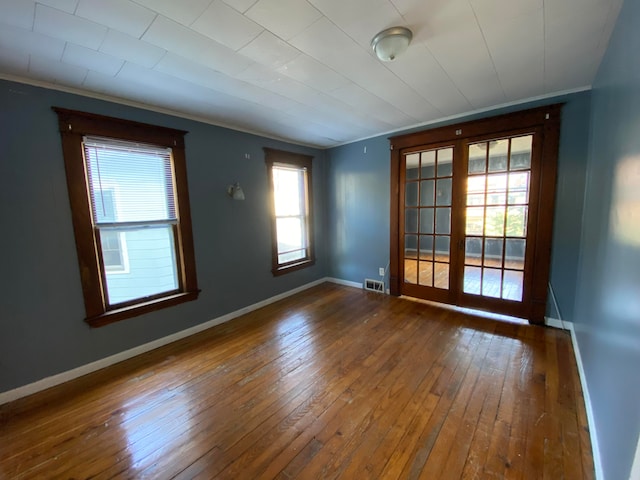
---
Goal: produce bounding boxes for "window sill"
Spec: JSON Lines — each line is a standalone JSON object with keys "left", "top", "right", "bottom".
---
{"left": 85, "top": 290, "right": 200, "bottom": 328}
{"left": 272, "top": 259, "right": 315, "bottom": 277}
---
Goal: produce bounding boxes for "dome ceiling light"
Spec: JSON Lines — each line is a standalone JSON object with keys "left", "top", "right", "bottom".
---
{"left": 371, "top": 26, "right": 413, "bottom": 62}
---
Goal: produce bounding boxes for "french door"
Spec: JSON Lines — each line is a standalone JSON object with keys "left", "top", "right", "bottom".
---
{"left": 389, "top": 106, "right": 562, "bottom": 324}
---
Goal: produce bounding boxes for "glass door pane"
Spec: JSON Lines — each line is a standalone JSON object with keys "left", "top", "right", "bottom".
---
{"left": 403, "top": 147, "right": 453, "bottom": 291}
{"left": 463, "top": 135, "right": 532, "bottom": 302}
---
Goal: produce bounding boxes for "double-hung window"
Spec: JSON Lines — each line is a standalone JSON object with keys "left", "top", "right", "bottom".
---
{"left": 265, "top": 148, "right": 315, "bottom": 276}
{"left": 54, "top": 108, "right": 199, "bottom": 327}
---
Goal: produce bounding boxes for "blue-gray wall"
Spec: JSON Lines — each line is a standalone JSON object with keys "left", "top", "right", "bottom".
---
{"left": 574, "top": 0, "right": 640, "bottom": 477}
{"left": 0, "top": 79, "right": 327, "bottom": 393}
{"left": 326, "top": 91, "right": 592, "bottom": 319}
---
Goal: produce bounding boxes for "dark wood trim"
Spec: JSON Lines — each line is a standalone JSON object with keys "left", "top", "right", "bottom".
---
{"left": 54, "top": 107, "right": 199, "bottom": 327}
{"left": 264, "top": 148, "right": 316, "bottom": 277}
{"left": 86, "top": 291, "right": 200, "bottom": 328}
{"left": 389, "top": 105, "right": 563, "bottom": 324}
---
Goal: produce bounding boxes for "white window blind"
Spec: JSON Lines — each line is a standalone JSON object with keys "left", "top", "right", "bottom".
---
{"left": 272, "top": 163, "right": 309, "bottom": 265}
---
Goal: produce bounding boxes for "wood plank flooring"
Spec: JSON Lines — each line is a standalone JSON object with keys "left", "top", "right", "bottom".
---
{"left": 0, "top": 283, "right": 593, "bottom": 479}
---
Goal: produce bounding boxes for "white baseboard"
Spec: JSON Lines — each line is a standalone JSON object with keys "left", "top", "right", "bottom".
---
{"left": 630, "top": 432, "right": 640, "bottom": 480}
{"left": 568, "top": 323, "right": 604, "bottom": 480}
{"left": 326, "top": 277, "right": 363, "bottom": 289}
{"left": 545, "top": 316, "right": 569, "bottom": 330}
{"left": 0, "top": 277, "right": 328, "bottom": 406}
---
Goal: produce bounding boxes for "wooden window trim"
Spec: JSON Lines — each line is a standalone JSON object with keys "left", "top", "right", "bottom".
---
{"left": 264, "top": 148, "right": 315, "bottom": 276}
{"left": 53, "top": 107, "right": 199, "bottom": 327}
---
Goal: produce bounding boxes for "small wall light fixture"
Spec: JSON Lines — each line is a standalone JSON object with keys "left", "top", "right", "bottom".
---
{"left": 227, "top": 182, "right": 245, "bottom": 200}
{"left": 371, "top": 26, "right": 413, "bottom": 62}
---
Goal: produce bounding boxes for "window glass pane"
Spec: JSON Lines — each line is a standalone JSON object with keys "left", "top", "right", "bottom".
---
{"left": 405, "top": 235, "right": 418, "bottom": 259}
{"left": 502, "top": 270, "right": 524, "bottom": 301}
{"left": 405, "top": 153, "right": 420, "bottom": 179}
{"left": 276, "top": 217, "right": 305, "bottom": 255}
{"left": 488, "top": 139, "right": 508, "bottom": 172}
{"left": 419, "top": 261, "right": 433, "bottom": 286}
{"left": 469, "top": 143, "right": 487, "bottom": 173}
{"left": 435, "top": 235, "right": 450, "bottom": 262}
{"left": 466, "top": 207, "right": 484, "bottom": 235}
{"left": 510, "top": 135, "right": 532, "bottom": 170}
{"left": 467, "top": 175, "right": 486, "bottom": 195}
{"left": 482, "top": 268, "right": 502, "bottom": 298}
{"left": 84, "top": 137, "right": 175, "bottom": 224}
{"left": 404, "top": 260, "right": 417, "bottom": 284}
{"left": 405, "top": 182, "right": 418, "bottom": 206}
{"left": 102, "top": 225, "right": 178, "bottom": 305}
{"left": 101, "top": 230, "right": 126, "bottom": 271}
{"left": 435, "top": 208, "right": 450, "bottom": 234}
{"left": 421, "top": 150, "right": 436, "bottom": 178}
{"left": 506, "top": 206, "right": 528, "bottom": 237}
{"left": 434, "top": 263, "right": 449, "bottom": 289}
{"left": 485, "top": 206, "right": 506, "bottom": 236}
{"left": 420, "top": 180, "right": 435, "bottom": 206}
{"left": 464, "top": 266, "right": 481, "bottom": 294}
{"left": 505, "top": 239, "right": 526, "bottom": 270}
{"left": 435, "top": 178, "right": 452, "bottom": 206}
{"left": 273, "top": 166, "right": 303, "bottom": 216}
{"left": 484, "top": 238, "right": 503, "bottom": 268}
{"left": 420, "top": 208, "right": 434, "bottom": 234}
{"left": 419, "top": 235, "right": 434, "bottom": 260}
{"left": 405, "top": 208, "right": 419, "bottom": 233}
{"left": 437, "top": 148, "right": 453, "bottom": 177}
{"left": 465, "top": 237, "right": 482, "bottom": 266}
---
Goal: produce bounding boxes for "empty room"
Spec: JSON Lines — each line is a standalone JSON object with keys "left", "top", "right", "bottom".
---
{"left": 0, "top": 0, "right": 639, "bottom": 479}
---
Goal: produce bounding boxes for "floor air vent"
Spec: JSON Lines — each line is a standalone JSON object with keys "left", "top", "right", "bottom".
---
{"left": 364, "top": 279, "right": 385, "bottom": 293}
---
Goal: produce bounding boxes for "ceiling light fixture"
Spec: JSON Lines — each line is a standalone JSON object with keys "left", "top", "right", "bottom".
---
{"left": 371, "top": 26, "right": 413, "bottom": 62}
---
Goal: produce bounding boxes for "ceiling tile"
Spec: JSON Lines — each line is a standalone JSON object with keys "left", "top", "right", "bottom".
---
{"left": 221, "top": 0, "right": 258, "bottom": 14}
{"left": 0, "top": 0, "right": 36, "bottom": 30}
{"left": 238, "top": 31, "right": 300, "bottom": 68}
{"left": 132, "top": 0, "right": 211, "bottom": 26}
{"left": 385, "top": 45, "right": 471, "bottom": 116}
{"left": 246, "top": 0, "right": 323, "bottom": 40}
{"left": 34, "top": 4, "right": 107, "bottom": 50}
{"left": 99, "top": 29, "right": 166, "bottom": 69}
{"left": 36, "top": 0, "right": 78, "bottom": 14}
{"left": 75, "top": 0, "right": 155, "bottom": 39}
{"left": 29, "top": 54, "right": 87, "bottom": 86}
{"left": 0, "top": 24, "right": 66, "bottom": 60}
{"left": 142, "top": 15, "right": 253, "bottom": 76}
{"left": 277, "top": 54, "right": 350, "bottom": 93}
{"left": 308, "top": 0, "right": 403, "bottom": 47}
{"left": 62, "top": 43, "right": 124, "bottom": 76}
{"left": 192, "top": 0, "right": 263, "bottom": 51}
{"left": 0, "top": 50, "right": 29, "bottom": 76}
{"left": 471, "top": 0, "right": 542, "bottom": 25}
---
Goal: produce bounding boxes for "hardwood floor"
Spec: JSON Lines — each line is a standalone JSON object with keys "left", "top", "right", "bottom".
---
{"left": 0, "top": 283, "right": 593, "bottom": 479}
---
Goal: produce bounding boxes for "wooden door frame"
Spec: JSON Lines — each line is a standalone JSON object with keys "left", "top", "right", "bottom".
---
{"left": 389, "top": 105, "right": 563, "bottom": 324}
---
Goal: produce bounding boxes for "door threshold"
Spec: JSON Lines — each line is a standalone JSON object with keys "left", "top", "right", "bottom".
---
{"left": 399, "top": 295, "right": 529, "bottom": 326}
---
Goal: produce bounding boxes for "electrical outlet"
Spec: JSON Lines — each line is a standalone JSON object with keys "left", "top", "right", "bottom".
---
{"left": 379, "top": 267, "right": 385, "bottom": 276}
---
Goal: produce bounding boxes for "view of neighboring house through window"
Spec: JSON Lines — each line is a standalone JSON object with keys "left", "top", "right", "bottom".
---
{"left": 265, "top": 148, "right": 315, "bottom": 276}
{"left": 54, "top": 108, "right": 199, "bottom": 327}
{"left": 84, "top": 136, "right": 179, "bottom": 305}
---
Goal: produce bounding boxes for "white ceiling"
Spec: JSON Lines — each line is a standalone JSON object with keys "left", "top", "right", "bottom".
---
{"left": 0, "top": 0, "right": 624, "bottom": 148}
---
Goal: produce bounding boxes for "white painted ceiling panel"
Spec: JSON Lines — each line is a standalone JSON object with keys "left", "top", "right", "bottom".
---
{"left": 0, "top": 24, "right": 66, "bottom": 60}
{"left": 33, "top": 4, "right": 106, "bottom": 50}
{"left": 29, "top": 54, "right": 87, "bottom": 87}
{"left": 99, "top": 30, "right": 166, "bottom": 69}
{"left": 0, "top": 0, "right": 36, "bottom": 30}
{"left": 75, "top": 0, "right": 155, "bottom": 39}
{"left": 192, "top": 0, "right": 263, "bottom": 51}
{"left": 238, "top": 31, "right": 300, "bottom": 68}
{"left": 0, "top": 0, "right": 622, "bottom": 147}
{"left": 132, "top": 0, "right": 211, "bottom": 26}
{"left": 63, "top": 43, "right": 124, "bottom": 77}
{"left": 36, "top": 0, "right": 78, "bottom": 14}
{"left": 246, "top": 0, "right": 323, "bottom": 40}
{"left": 142, "top": 16, "right": 252, "bottom": 76}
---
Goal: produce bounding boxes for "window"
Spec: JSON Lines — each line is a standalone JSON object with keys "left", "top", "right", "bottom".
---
{"left": 54, "top": 108, "right": 199, "bottom": 327}
{"left": 264, "top": 148, "right": 315, "bottom": 276}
